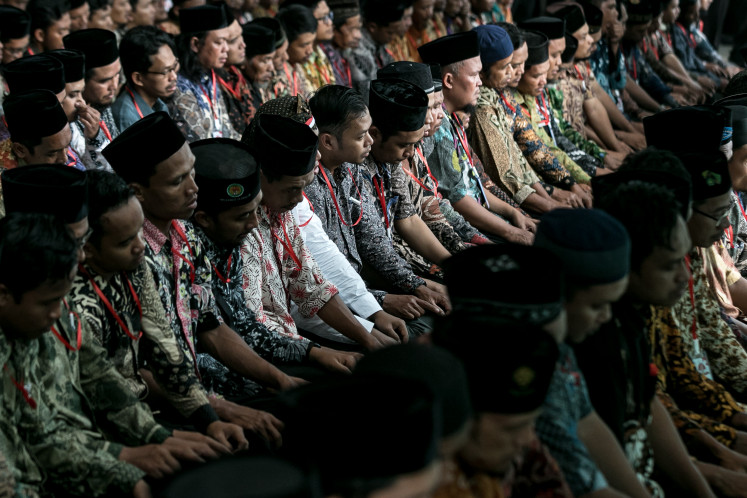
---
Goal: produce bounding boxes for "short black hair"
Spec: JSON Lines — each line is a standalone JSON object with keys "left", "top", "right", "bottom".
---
{"left": 86, "top": 170, "right": 135, "bottom": 248}
{"left": 28, "top": 0, "right": 71, "bottom": 34}
{"left": 14, "top": 137, "right": 43, "bottom": 155}
{"left": 277, "top": 5, "right": 317, "bottom": 44}
{"left": 595, "top": 181, "right": 682, "bottom": 272}
{"left": 309, "top": 85, "right": 369, "bottom": 141}
{"left": 497, "top": 21, "right": 524, "bottom": 50}
{"left": 88, "top": 0, "right": 110, "bottom": 14}
{"left": 120, "top": 26, "right": 177, "bottom": 86}
{"left": 0, "top": 212, "right": 78, "bottom": 302}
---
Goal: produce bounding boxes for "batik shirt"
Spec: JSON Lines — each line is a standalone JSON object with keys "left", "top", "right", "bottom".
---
{"left": 572, "top": 298, "right": 661, "bottom": 496}
{"left": 404, "top": 18, "right": 446, "bottom": 63}
{"left": 320, "top": 42, "right": 353, "bottom": 87}
{"left": 196, "top": 228, "right": 312, "bottom": 399}
{"left": 71, "top": 116, "right": 114, "bottom": 171}
{"left": 666, "top": 23, "right": 711, "bottom": 77}
{"left": 468, "top": 3, "right": 508, "bottom": 27}
{"left": 509, "top": 89, "right": 592, "bottom": 183}
{"left": 642, "top": 31, "right": 682, "bottom": 85}
{"left": 553, "top": 63, "right": 595, "bottom": 137}
{"left": 171, "top": 72, "right": 240, "bottom": 140}
{"left": 590, "top": 38, "right": 627, "bottom": 104}
{"left": 267, "top": 62, "right": 314, "bottom": 101}
{"left": 69, "top": 262, "right": 215, "bottom": 423}
{"left": 435, "top": 438, "right": 572, "bottom": 498}
{"left": 241, "top": 206, "right": 338, "bottom": 339}
{"left": 546, "top": 83, "right": 606, "bottom": 161}
{"left": 536, "top": 343, "right": 609, "bottom": 497}
{"left": 534, "top": 89, "right": 600, "bottom": 177}
{"left": 217, "top": 65, "right": 258, "bottom": 136}
{"left": 724, "top": 191, "right": 747, "bottom": 275}
{"left": 301, "top": 45, "right": 336, "bottom": 91}
{"left": 622, "top": 42, "right": 673, "bottom": 104}
{"left": 0, "top": 447, "right": 33, "bottom": 497}
{"left": 9, "top": 302, "right": 171, "bottom": 496}
{"left": 305, "top": 161, "right": 426, "bottom": 299}
{"left": 669, "top": 247, "right": 747, "bottom": 399}
{"left": 649, "top": 305, "right": 742, "bottom": 449}
{"left": 470, "top": 87, "right": 544, "bottom": 204}
{"left": 143, "top": 218, "right": 223, "bottom": 391}
{"left": 348, "top": 29, "right": 394, "bottom": 99}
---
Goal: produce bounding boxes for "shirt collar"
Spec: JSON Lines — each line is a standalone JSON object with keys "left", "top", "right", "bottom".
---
{"left": 142, "top": 217, "right": 171, "bottom": 255}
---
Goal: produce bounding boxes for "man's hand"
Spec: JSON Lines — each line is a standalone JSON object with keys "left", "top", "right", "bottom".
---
{"left": 382, "top": 293, "right": 439, "bottom": 319}
{"left": 275, "top": 375, "right": 308, "bottom": 391}
{"left": 371, "top": 310, "right": 408, "bottom": 342}
{"left": 552, "top": 189, "right": 583, "bottom": 208}
{"left": 164, "top": 431, "right": 229, "bottom": 461}
{"left": 571, "top": 184, "right": 592, "bottom": 208}
{"left": 133, "top": 480, "right": 152, "bottom": 498}
{"left": 616, "top": 131, "right": 647, "bottom": 151}
{"left": 119, "top": 445, "right": 181, "bottom": 479}
{"left": 698, "top": 462, "right": 747, "bottom": 498}
{"left": 76, "top": 102, "right": 102, "bottom": 140}
{"left": 504, "top": 226, "right": 535, "bottom": 245}
{"left": 216, "top": 404, "right": 283, "bottom": 449}
{"left": 603, "top": 151, "right": 625, "bottom": 171}
{"left": 309, "top": 346, "right": 362, "bottom": 374}
{"left": 205, "top": 419, "right": 250, "bottom": 452}
{"left": 418, "top": 279, "right": 451, "bottom": 314}
{"left": 509, "top": 210, "right": 537, "bottom": 233}
{"left": 369, "top": 328, "right": 399, "bottom": 349}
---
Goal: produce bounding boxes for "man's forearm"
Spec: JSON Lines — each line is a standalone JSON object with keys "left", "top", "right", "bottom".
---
{"left": 393, "top": 215, "right": 452, "bottom": 264}
{"left": 317, "top": 294, "right": 376, "bottom": 348}
{"left": 198, "top": 325, "right": 286, "bottom": 389}
{"left": 584, "top": 98, "right": 624, "bottom": 151}
{"left": 593, "top": 82, "right": 635, "bottom": 131}
{"left": 648, "top": 398, "right": 714, "bottom": 496}
{"left": 625, "top": 78, "right": 661, "bottom": 112}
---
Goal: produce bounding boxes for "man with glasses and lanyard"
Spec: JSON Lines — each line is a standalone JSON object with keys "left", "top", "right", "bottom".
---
{"left": 113, "top": 26, "right": 180, "bottom": 132}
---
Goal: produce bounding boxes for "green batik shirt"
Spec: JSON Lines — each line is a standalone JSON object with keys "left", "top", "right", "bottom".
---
{"left": 510, "top": 89, "right": 591, "bottom": 184}
{"left": 546, "top": 84, "right": 606, "bottom": 162}
{"left": 17, "top": 299, "right": 172, "bottom": 496}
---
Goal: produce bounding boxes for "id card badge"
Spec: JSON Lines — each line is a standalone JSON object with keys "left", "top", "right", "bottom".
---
{"left": 691, "top": 338, "right": 713, "bottom": 380}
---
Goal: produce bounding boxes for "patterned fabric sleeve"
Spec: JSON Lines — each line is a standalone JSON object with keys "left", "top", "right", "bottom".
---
{"left": 166, "top": 88, "right": 211, "bottom": 142}
{"left": 649, "top": 306, "right": 740, "bottom": 447}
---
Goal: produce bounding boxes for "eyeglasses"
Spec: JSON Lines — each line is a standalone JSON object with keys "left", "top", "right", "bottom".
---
{"left": 693, "top": 206, "right": 730, "bottom": 224}
{"left": 145, "top": 59, "right": 180, "bottom": 77}
{"left": 76, "top": 228, "right": 93, "bottom": 250}
{"left": 315, "top": 11, "right": 334, "bottom": 23}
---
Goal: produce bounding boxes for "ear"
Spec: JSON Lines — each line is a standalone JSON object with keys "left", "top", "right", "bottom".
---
{"left": 443, "top": 71, "right": 455, "bottom": 90}
{"left": 11, "top": 142, "right": 28, "bottom": 160}
{"left": 189, "top": 36, "right": 201, "bottom": 54}
{"left": 83, "top": 240, "right": 97, "bottom": 262}
{"left": 318, "top": 132, "right": 337, "bottom": 152}
{"left": 192, "top": 210, "right": 213, "bottom": 230}
{"left": 131, "top": 71, "right": 145, "bottom": 88}
{"left": 32, "top": 27, "right": 45, "bottom": 45}
{"left": 130, "top": 182, "right": 146, "bottom": 203}
{"left": 369, "top": 125, "right": 381, "bottom": 141}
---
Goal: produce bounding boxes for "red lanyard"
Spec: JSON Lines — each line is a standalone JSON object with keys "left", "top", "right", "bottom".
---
{"left": 66, "top": 150, "right": 77, "bottom": 168}
{"left": 499, "top": 91, "right": 516, "bottom": 114}
{"left": 212, "top": 254, "right": 232, "bottom": 284}
{"left": 217, "top": 66, "right": 246, "bottom": 101}
{"left": 574, "top": 64, "right": 585, "bottom": 81}
{"left": 282, "top": 63, "right": 298, "bottom": 96}
{"left": 627, "top": 52, "right": 638, "bottom": 80}
{"left": 171, "top": 220, "right": 195, "bottom": 285}
{"left": 200, "top": 69, "right": 219, "bottom": 120}
{"left": 676, "top": 22, "right": 697, "bottom": 48}
{"left": 685, "top": 254, "right": 697, "bottom": 340}
{"left": 451, "top": 112, "right": 473, "bottom": 167}
{"left": 50, "top": 299, "right": 82, "bottom": 351}
{"left": 431, "top": 18, "right": 443, "bottom": 39}
{"left": 536, "top": 93, "right": 550, "bottom": 126}
{"left": 642, "top": 38, "right": 659, "bottom": 59}
{"left": 402, "top": 147, "right": 440, "bottom": 198}
{"left": 330, "top": 56, "right": 352, "bottom": 87}
{"left": 126, "top": 87, "right": 145, "bottom": 119}
{"left": 100, "top": 120, "right": 112, "bottom": 141}
{"left": 79, "top": 265, "right": 143, "bottom": 341}
{"left": 373, "top": 176, "right": 390, "bottom": 229}
{"left": 26, "top": 47, "right": 34, "bottom": 56}
{"left": 271, "top": 215, "right": 302, "bottom": 270}
{"left": 4, "top": 364, "right": 35, "bottom": 409}
{"left": 298, "top": 192, "right": 314, "bottom": 227}
{"left": 318, "top": 165, "right": 362, "bottom": 227}
{"left": 313, "top": 60, "right": 332, "bottom": 85}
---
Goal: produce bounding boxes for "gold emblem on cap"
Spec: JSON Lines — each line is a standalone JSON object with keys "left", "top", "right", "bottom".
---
{"left": 513, "top": 366, "right": 535, "bottom": 388}
{"left": 702, "top": 170, "right": 722, "bottom": 187}
{"left": 227, "top": 183, "right": 245, "bottom": 198}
